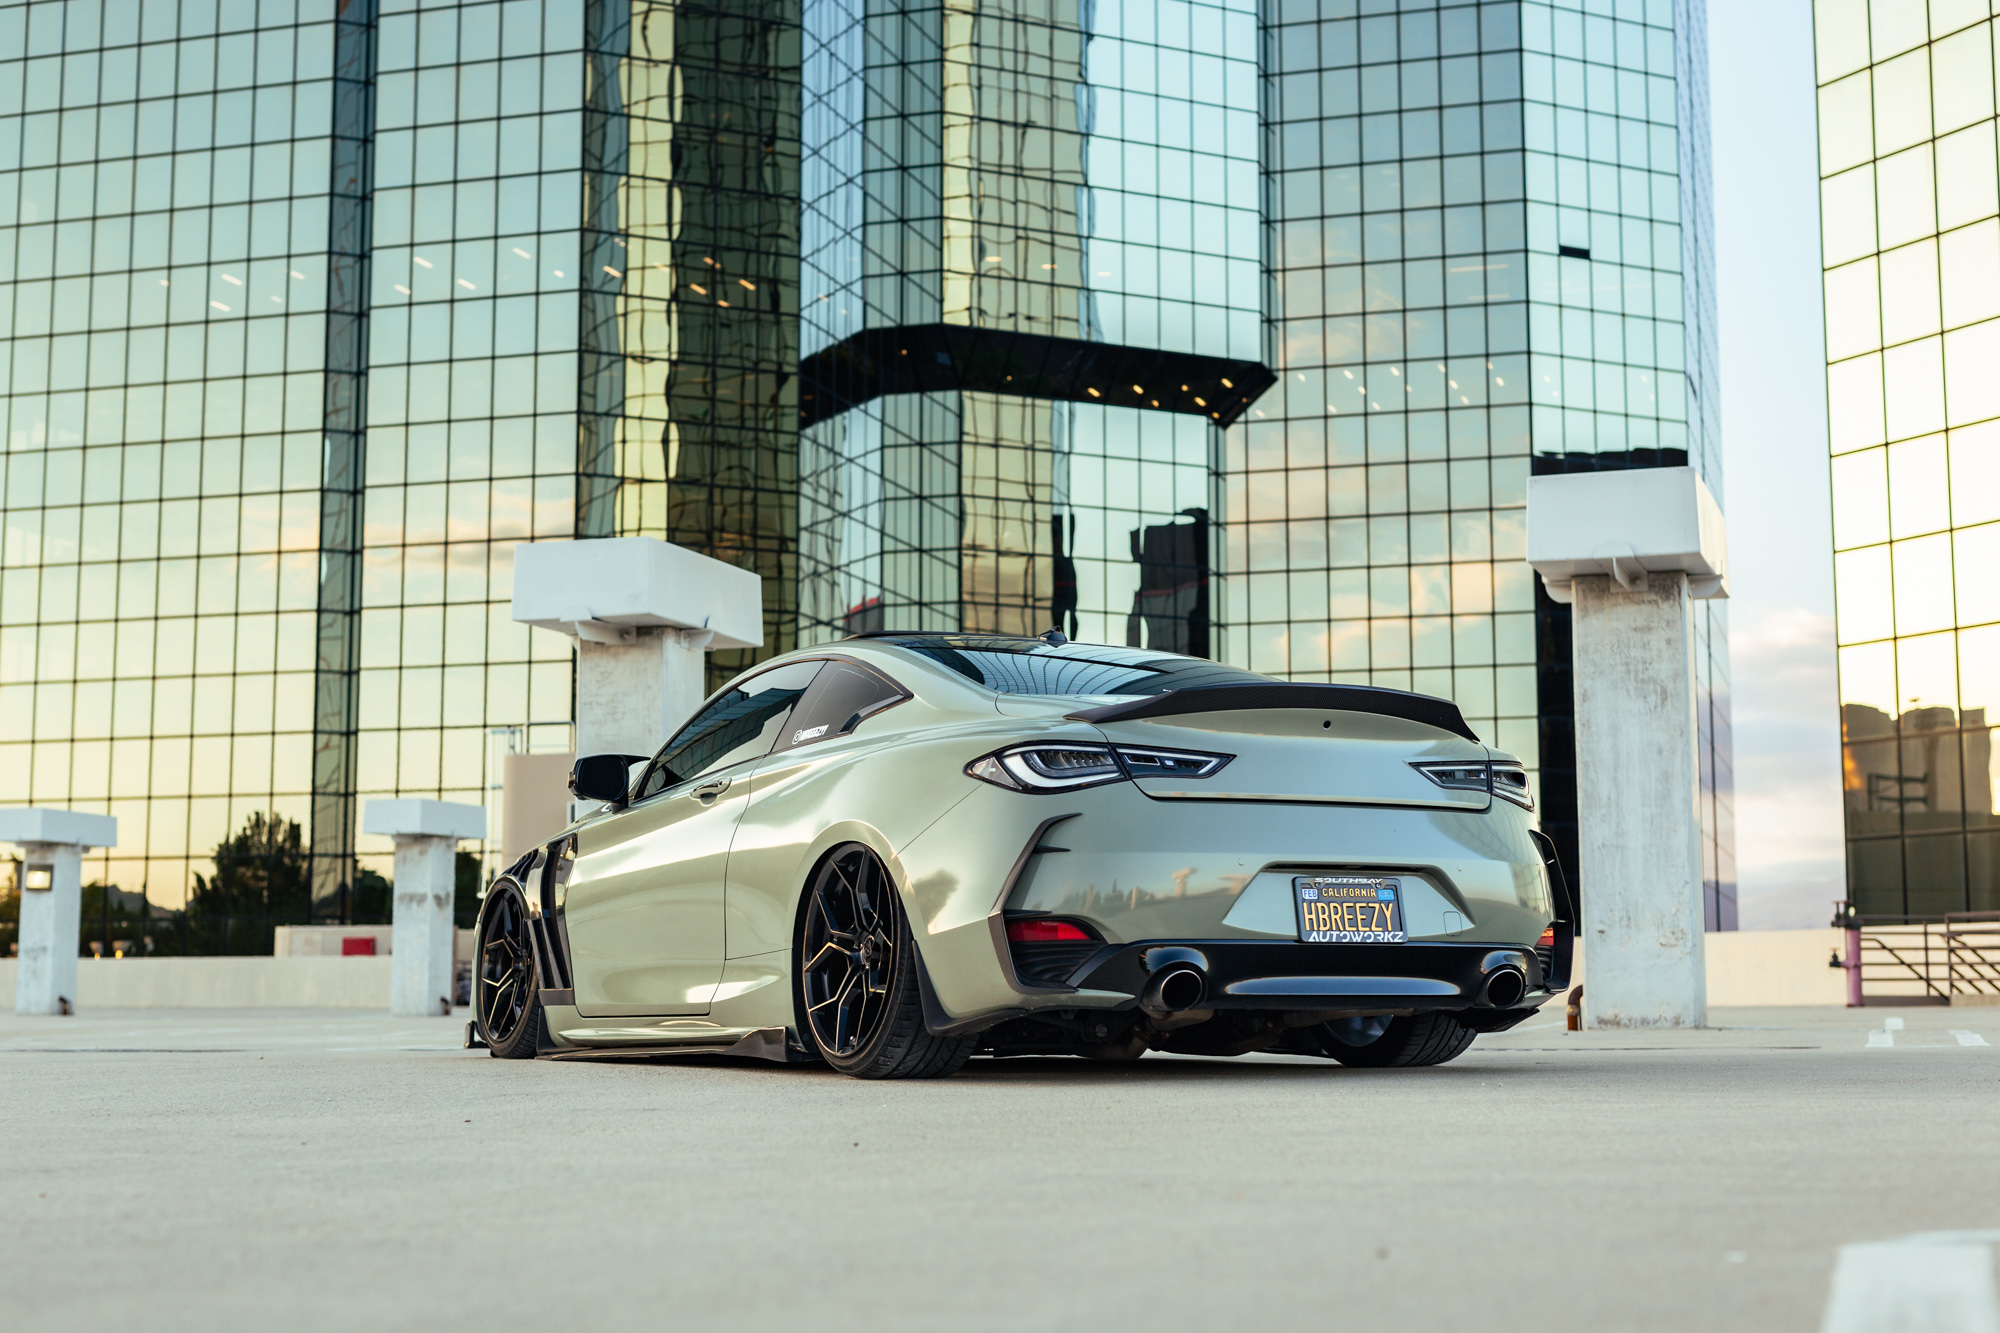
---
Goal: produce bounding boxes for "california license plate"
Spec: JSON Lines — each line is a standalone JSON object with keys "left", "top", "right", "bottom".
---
{"left": 1294, "top": 876, "right": 1406, "bottom": 943}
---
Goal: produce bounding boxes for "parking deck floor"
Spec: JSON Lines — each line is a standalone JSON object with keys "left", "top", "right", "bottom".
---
{"left": 3, "top": 1003, "right": 1994, "bottom": 1331}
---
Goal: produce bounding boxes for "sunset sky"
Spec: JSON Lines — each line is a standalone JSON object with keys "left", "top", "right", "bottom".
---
{"left": 1709, "top": 0, "right": 1846, "bottom": 928}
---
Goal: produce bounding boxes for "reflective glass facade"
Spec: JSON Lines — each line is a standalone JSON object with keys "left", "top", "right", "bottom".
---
{"left": 1816, "top": 0, "right": 2000, "bottom": 917}
{"left": 360, "top": 0, "right": 586, "bottom": 908}
{"left": 0, "top": 0, "right": 799, "bottom": 916}
{"left": 359, "top": 0, "right": 800, "bottom": 895}
{"left": 794, "top": 0, "right": 1269, "bottom": 643}
{"left": 1254, "top": 0, "right": 1730, "bottom": 925}
{"left": 0, "top": 0, "right": 369, "bottom": 908}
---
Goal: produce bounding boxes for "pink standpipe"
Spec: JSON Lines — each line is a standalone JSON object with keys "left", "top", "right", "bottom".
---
{"left": 1845, "top": 927, "right": 1863, "bottom": 1008}
{"left": 1833, "top": 902, "right": 1863, "bottom": 1008}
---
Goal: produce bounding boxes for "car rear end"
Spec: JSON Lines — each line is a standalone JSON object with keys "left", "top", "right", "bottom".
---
{"left": 866, "top": 637, "right": 1570, "bottom": 1059}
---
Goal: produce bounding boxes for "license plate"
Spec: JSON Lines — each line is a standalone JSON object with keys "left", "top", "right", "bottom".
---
{"left": 1294, "top": 876, "right": 1406, "bottom": 943}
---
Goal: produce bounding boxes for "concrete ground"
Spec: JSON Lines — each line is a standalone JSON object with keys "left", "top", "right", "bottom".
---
{"left": 2, "top": 1004, "right": 1995, "bottom": 1332}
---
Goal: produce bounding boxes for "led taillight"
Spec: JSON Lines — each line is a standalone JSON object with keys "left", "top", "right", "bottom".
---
{"left": 1537, "top": 926, "right": 1555, "bottom": 949}
{"left": 1007, "top": 919, "right": 1093, "bottom": 943}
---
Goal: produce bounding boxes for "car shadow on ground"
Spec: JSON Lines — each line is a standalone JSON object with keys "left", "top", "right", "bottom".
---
{"left": 954, "top": 1055, "right": 1496, "bottom": 1084}
{"left": 565, "top": 1051, "right": 1501, "bottom": 1083}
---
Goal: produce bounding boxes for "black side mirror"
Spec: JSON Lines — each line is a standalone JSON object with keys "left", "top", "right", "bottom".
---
{"left": 570, "top": 754, "right": 645, "bottom": 806}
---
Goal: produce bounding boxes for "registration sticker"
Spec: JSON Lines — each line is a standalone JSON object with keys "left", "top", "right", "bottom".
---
{"left": 1294, "top": 876, "right": 1406, "bottom": 943}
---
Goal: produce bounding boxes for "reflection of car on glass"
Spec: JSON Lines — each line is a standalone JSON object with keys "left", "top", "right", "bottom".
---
{"left": 473, "top": 633, "right": 1573, "bottom": 1079}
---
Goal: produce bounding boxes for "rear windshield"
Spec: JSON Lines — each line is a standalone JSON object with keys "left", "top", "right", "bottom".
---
{"left": 875, "top": 636, "right": 1269, "bottom": 697}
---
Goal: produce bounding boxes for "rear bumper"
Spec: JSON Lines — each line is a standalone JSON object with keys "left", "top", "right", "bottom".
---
{"left": 1060, "top": 939, "right": 1553, "bottom": 1014}
{"left": 894, "top": 780, "right": 1558, "bottom": 1024}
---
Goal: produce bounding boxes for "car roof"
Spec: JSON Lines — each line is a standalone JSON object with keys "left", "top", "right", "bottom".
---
{"left": 720, "top": 637, "right": 1482, "bottom": 743}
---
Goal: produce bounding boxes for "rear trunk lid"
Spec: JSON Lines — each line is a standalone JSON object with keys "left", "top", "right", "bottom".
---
{"left": 1075, "top": 686, "right": 1491, "bottom": 809}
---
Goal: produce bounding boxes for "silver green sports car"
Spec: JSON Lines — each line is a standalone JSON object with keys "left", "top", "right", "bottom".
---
{"left": 472, "top": 632, "right": 1574, "bottom": 1078}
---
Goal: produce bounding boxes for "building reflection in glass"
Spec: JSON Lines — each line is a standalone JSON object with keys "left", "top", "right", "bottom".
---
{"left": 796, "top": 0, "right": 1266, "bottom": 649}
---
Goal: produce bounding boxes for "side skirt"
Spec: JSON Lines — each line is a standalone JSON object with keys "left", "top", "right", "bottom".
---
{"left": 536, "top": 1025, "right": 815, "bottom": 1064}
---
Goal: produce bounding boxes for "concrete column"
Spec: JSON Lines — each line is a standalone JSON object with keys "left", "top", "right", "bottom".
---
{"left": 15, "top": 843, "right": 83, "bottom": 1016}
{"left": 390, "top": 833, "right": 457, "bottom": 1017}
{"left": 1571, "top": 571, "right": 1708, "bottom": 1028}
{"left": 574, "top": 625, "right": 714, "bottom": 757}
{"left": 2, "top": 808, "right": 118, "bottom": 1016}
{"left": 362, "top": 799, "right": 486, "bottom": 1017}
{"left": 509, "top": 536, "right": 765, "bottom": 767}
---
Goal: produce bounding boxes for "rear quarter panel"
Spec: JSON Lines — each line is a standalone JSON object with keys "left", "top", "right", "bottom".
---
{"left": 876, "top": 719, "right": 1125, "bottom": 1019}
{"left": 721, "top": 698, "right": 1063, "bottom": 961}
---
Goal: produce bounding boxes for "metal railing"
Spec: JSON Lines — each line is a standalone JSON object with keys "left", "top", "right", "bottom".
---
{"left": 1944, "top": 916, "right": 2000, "bottom": 998}
{"left": 1847, "top": 912, "right": 2000, "bottom": 1003}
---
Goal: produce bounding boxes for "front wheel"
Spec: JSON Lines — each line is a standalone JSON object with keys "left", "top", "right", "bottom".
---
{"left": 1310, "top": 1011, "right": 1477, "bottom": 1067}
{"left": 474, "top": 881, "right": 542, "bottom": 1059}
{"left": 795, "top": 844, "right": 973, "bottom": 1079}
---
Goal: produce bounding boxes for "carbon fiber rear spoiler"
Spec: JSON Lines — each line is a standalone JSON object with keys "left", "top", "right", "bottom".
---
{"left": 1065, "top": 683, "right": 1479, "bottom": 742}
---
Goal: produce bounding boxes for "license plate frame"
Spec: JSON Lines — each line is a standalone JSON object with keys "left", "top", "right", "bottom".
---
{"left": 1293, "top": 876, "right": 1407, "bottom": 943}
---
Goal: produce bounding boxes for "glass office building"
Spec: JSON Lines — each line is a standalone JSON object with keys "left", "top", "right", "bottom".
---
{"left": 0, "top": 0, "right": 800, "bottom": 915}
{"left": 0, "top": 0, "right": 1727, "bottom": 926}
{"left": 1816, "top": 0, "right": 2000, "bottom": 917}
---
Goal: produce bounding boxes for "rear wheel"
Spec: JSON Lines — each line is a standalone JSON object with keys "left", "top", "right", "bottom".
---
{"left": 475, "top": 881, "right": 542, "bottom": 1059}
{"left": 1311, "top": 1012, "right": 1477, "bottom": 1067}
{"left": 796, "top": 844, "right": 973, "bottom": 1079}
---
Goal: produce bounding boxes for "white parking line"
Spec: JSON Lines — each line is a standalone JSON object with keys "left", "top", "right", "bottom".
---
{"left": 1866, "top": 1018, "right": 1912, "bottom": 1048}
{"left": 1950, "top": 1031, "right": 1990, "bottom": 1047}
{"left": 1820, "top": 1234, "right": 2000, "bottom": 1333}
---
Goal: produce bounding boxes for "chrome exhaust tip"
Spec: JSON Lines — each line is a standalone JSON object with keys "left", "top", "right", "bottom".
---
{"left": 1481, "top": 966, "right": 1527, "bottom": 1009}
{"left": 1143, "top": 965, "right": 1208, "bottom": 1013}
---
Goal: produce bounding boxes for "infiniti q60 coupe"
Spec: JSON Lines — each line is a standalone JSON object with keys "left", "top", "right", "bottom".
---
{"left": 472, "top": 633, "right": 1572, "bottom": 1078}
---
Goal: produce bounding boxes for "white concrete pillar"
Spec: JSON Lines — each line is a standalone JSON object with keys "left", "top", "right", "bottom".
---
{"left": 510, "top": 537, "right": 765, "bottom": 761}
{"left": 1526, "top": 466, "right": 1727, "bottom": 1031}
{"left": 2, "top": 809, "right": 118, "bottom": 1016}
{"left": 362, "top": 799, "right": 486, "bottom": 1017}
{"left": 574, "top": 625, "right": 715, "bottom": 758}
{"left": 1570, "top": 571, "right": 1708, "bottom": 1028}
{"left": 391, "top": 834, "right": 456, "bottom": 1017}
{"left": 16, "top": 844, "right": 82, "bottom": 1015}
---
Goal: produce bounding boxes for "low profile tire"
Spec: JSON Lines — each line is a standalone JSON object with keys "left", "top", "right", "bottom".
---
{"left": 475, "top": 881, "right": 542, "bottom": 1060}
{"left": 796, "top": 844, "right": 974, "bottom": 1080}
{"left": 1312, "top": 1012, "right": 1477, "bottom": 1068}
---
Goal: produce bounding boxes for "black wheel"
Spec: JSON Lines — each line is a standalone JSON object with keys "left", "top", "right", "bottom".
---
{"left": 795, "top": 844, "right": 973, "bottom": 1079}
{"left": 1311, "top": 1011, "right": 1477, "bottom": 1067}
{"left": 475, "top": 881, "right": 542, "bottom": 1059}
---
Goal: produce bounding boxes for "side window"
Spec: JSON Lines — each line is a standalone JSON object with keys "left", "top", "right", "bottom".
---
{"left": 771, "top": 662, "right": 908, "bottom": 754}
{"left": 632, "top": 661, "right": 824, "bottom": 799}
